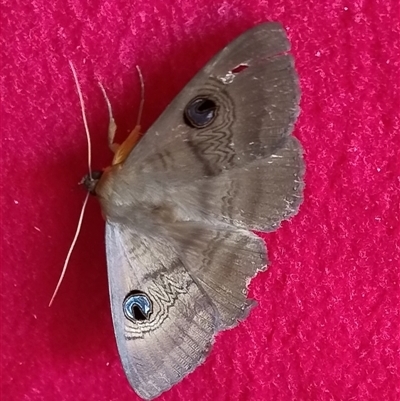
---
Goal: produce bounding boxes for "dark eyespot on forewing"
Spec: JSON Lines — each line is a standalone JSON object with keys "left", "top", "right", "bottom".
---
{"left": 184, "top": 96, "right": 218, "bottom": 128}
{"left": 123, "top": 290, "right": 153, "bottom": 322}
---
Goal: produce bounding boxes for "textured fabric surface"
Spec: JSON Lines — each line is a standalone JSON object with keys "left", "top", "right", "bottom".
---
{"left": 1, "top": 1, "right": 399, "bottom": 400}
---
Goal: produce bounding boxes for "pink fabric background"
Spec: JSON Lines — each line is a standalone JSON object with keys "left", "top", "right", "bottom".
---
{"left": 1, "top": 1, "right": 399, "bottom": 400}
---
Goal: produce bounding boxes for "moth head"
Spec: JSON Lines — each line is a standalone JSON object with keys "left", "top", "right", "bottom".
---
{"left": 81, "top": 170, "right": 103, "bottom": 195}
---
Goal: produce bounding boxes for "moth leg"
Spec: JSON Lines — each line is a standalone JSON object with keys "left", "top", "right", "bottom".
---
{"left": 112, "top": 124, "right": 142, "bottom": 165}
{"left": 98, "top": 82, "right": 118, "bottom": 153}
{"left": 111, "top": 66, "right": 145, "bottom": 165}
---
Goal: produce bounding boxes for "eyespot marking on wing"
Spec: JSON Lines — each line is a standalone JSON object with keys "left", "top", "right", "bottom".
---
{"left": 123, "top": 290, "right": 153, "bottom": 322}
{"left": 184, "top": 96, "right": 218, "bottom": 128}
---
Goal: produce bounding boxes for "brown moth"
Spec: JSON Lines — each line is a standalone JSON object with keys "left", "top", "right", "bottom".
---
{"left": 82, "top": 22, "right": 304, "bottom": 400}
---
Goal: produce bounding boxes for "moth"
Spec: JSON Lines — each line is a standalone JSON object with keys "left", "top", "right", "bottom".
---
{"left": 82, "top": 22, "right": 304, "bottom": 400}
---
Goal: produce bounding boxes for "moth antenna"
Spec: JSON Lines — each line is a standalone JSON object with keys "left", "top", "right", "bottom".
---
{"left": 69, "top": 60, "right": 92, "bottom": 179}
{"left": 135, "top": 65, "right": 145, "bottom": 127}
{"left": 98, "top": 82, "right": 117, "bottom": 151}
{"left": 49, "top": 192, "right": 90, "bottom": 307}
{"left": 49, "top": 61, "right": 93, "bottom": 307}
